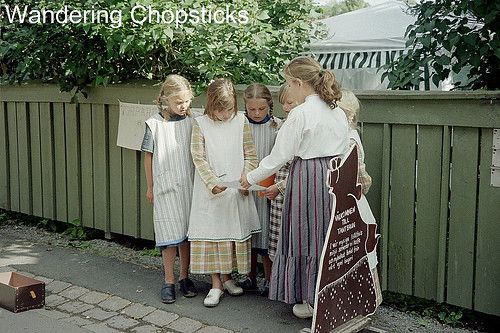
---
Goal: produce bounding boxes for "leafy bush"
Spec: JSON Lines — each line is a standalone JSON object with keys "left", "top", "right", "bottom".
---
{"left": 382, "top": 0, "right": 499, "bottom": 90}
{"left": 1, "top": 0, "right": 322, "bottom": 94}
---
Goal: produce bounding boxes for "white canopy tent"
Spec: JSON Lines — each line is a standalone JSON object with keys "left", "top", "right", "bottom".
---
{"left": 308, "top": 1, "right": 444, "bottom": 90}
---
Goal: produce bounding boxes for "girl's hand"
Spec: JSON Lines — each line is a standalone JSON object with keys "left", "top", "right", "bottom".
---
{"left": 146, "top": 188, "right": 154, "bottom": 204}
{"left": 240, "top": 173, "right": 251, "bottom": 189}
{"left": 212, "top": 185, "right": 227, "bottom": 195}
{"left": 264, "top": 185, "right": 279, "bottom": 200}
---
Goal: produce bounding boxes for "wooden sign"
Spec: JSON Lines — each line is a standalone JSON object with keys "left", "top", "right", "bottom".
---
{"left": 312, "top": 145, "right": 381, "bottom": 333}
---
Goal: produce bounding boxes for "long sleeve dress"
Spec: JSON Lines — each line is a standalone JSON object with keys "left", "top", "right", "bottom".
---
{"left": 247, "top": 94, "right": 350, "bottom": 304}
{"left": 188, "top": 112, "right": 261, "bottom": 274}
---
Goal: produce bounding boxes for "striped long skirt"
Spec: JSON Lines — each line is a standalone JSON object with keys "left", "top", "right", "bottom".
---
{"left": 269, "top": 156, "right": 334, "bottom": 305}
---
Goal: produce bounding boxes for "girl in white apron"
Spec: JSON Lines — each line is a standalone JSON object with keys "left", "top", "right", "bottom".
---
{"left": 188, "top": 79, "right": 261, "bottom": 307}
{"left": 141, "top": 75, "right": 198, "bottom": 304}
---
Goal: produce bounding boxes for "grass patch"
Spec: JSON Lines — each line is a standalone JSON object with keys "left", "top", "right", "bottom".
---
{"left": 67, "top": 241, "right": 93, "bottom": 249}
{"left": 139, "top": 247, "right": 161, "bottom": 257}
{"left": 382, "top": 291, "right": 499, "bottom": 331}
{"left": 0, "top": 209, "right": 103, "bottom": 240}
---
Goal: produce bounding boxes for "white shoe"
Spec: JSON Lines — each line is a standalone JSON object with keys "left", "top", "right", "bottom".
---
{"left": 293, "top": 302, "right": 314, "bottom": 319}
{"left": 223, "top": 279, "right": 243, "bottom": 296}
{"left": 203, "top": 288, "right": 224, "bottom": 307}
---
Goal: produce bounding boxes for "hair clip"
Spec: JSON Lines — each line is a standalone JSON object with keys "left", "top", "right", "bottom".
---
{"left": 319, "top": 68, "right": 325, "bottom": 77}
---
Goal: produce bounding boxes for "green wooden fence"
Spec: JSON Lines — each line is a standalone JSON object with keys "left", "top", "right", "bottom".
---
{"left": 1, "top": 84, "right": 499, "bottom": 316}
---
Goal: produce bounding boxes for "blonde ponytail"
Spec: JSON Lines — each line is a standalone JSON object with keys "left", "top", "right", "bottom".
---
{"left": 314, "top": 70, "right": 342, "bottom": 108}
{"left": 283, "top": 56, "right": 342, "bottom": 109}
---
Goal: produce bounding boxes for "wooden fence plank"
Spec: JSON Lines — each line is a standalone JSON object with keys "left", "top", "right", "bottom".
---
{"left": 379, "top": 124, "right": 392, "bottom": 291}
{"left": 446, "top": 127, "right": 479, "bottom": 309}
{"left": 140, "top": 153, "right": 154, "bottom": 241}
{"left": 414, "top": 126, "right": 443, "bottom": 300}
{"left": 29, "top": 103, "right": 43, "bottom": 217}
{"left": 80, "top": 104, "right": 94, "bottom": 228}
{"left": 39, "top": 103, "right": 55, "bottom": 219}
{"left": 361, "top": 122, "right": 388, "bottom": 289}
{"left": 0, "top": 102, "right": 9, "bottom": 209}
{"left": 436, "top": 126, "right": 451, "bottom": 303}
{"left": 122, "top": 149, "right": 140, "bottom": 237}
{"left": 7, "top": 102, "right": 19, "bottom": 212}
{"left": 16, "top": 102, "right": 31, "bottom": 214}
{"left": 108, "top": 105, "right": 123, "bottom": 234}
{"left": 360, "top": 123, "right": 383, "bottom": 223}
{"left": 53, "top": 103, "right": 67, "bottom": 222}
{"left": 473, "top": 128, "right": 500, "bottom": 316}
{"left": 388, "top": 124, "right": 416, "bottom": 295}
{"left": 91, "top": 104, "right": 109, "bottom": 233}
{"left": 65, "top": 103, "right": 81, "bottom": 223}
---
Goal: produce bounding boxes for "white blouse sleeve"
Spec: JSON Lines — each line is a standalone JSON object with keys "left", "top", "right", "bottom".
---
{"left": 247, "top": 111, "right": 303, "bottom": 185}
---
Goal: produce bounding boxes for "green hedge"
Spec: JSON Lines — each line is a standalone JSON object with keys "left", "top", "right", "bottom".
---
{"left": 0, "top": 0, "right": 323, "bottom": 94}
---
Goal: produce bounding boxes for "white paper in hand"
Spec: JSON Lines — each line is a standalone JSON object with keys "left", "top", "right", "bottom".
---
{"left": 219, "top": 180, "right": 267, "bottom": 191}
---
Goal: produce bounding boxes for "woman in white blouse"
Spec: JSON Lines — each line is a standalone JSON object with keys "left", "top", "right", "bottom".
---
{"left": 241, "top": 56, "right": 349, "bottom": 319}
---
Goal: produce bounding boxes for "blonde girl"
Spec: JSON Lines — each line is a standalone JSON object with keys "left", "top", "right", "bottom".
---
{"left": 188, "top": 79, "right": 261, "bottom": 307}
{"left": 238, "top": 83, "right": 282, "bottom": 295}
{"left": 141, "top": 74, "right": 198, "bottom": 304}
{"left": 336, "top": 90, "right": 372, "bottom": 194}
{"left": 240, "top": 56, "right": 349, "bottom": 318}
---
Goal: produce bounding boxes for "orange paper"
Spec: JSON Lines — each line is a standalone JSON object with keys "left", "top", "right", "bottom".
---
{"left": 257, "top": 174, "right": 276, "bottom": 197}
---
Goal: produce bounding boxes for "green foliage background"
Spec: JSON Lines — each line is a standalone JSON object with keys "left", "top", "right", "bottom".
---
{"left": 0, "top": 0, "right": 323, "bottom": 94}
{"left": 383, "top": 0, "right": 499, "bottom": 90}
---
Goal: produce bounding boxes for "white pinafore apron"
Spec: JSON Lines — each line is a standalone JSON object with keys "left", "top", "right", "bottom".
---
{"left": 146, "top": 113, "right": 194, "bottom": 246}
{"left": 188, "top": 113, "right": 261, "bottom": 242}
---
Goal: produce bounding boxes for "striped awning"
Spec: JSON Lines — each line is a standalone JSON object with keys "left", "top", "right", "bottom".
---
{"left": 311, "top": 49, "right": 436, "bottom": 90}
{"left": 314, "top": 50, "right": 405, "bottom": 70}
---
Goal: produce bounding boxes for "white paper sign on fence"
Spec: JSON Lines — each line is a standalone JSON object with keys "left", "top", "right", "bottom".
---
{"left": 117, "top": 101, "right": 158, "bottom": 151}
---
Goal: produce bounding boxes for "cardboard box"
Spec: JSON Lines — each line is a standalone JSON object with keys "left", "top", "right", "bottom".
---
{"left": 0, "top": 272, "right": 45, "bottom": 313}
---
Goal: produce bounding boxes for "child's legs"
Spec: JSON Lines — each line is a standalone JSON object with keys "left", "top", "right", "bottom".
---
{"left": 161, "top": 247, "right": 177, "bottom": 284}
{"left": 211, "top": 273, "right": 223, "bottom": 290}
{"left": 262, "top": 254, "right": 272, "bottom": 281}
{"left": 178, "top": 241, "right": 190, "bottom": 280}
{"left": 221, "top": 273, "right": 233, "bottom": 283}
{"left": 253, "top": 248, "right": 272, "bottom": 281}
{"left": 249, "top": 250, "right": 258, "bottom": 282}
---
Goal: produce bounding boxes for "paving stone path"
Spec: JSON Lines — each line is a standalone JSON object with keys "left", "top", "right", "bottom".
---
{"left": 2, "top": 266, "right": 233, "bottom": 333}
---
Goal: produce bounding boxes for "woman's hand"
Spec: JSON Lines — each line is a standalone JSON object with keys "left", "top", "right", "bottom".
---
{"left": 146, "top": 187, "right": 154, "bottom": 204}
{"left": 264, "top": 185, "right": 279, "bottom": 200}
{"left": 239, "top": 189, "right": 249, "bottom": 196}
{"left": 212, "top": 185, "right": 227, "bottom": 195}
{"left": 240, "top": 173, "right": 251, "bottom": 189}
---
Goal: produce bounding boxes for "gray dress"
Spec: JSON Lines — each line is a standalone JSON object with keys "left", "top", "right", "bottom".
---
{"left": 248, "top": 116, "right": 281, "bottom": 250}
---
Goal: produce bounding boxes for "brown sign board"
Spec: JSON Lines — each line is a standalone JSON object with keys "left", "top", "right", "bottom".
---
{"left": 312, "top": 145, "right": 381, "bottom": 332}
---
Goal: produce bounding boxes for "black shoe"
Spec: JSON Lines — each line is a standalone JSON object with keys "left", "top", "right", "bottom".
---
{"left": 179, "top": 278, "right": 197, "bottom": 298}
{"left": 238, "top": 276, "right": 257, "bottom": 291}
{"left": 161, "top": 283, "right": 176, "bottom": 303}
